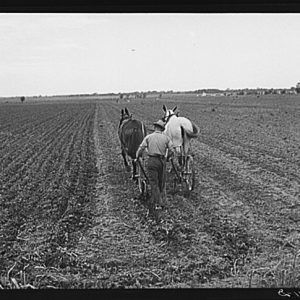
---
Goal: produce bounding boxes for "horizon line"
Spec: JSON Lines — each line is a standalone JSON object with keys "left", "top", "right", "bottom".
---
{"left": 1, "top": 86, "right": 299, "bottom": 98}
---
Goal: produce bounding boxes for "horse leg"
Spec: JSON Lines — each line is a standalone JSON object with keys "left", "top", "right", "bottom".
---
{"left": 121, "top": 148, "right": 131, "bottom": 172}
{"left": 178, "top": 146, "right": 183, "bottom": 166}
{"left": 132, "top": 158, "right": 138, "bottom": 181}
{"left": 184, "top": 138, "right": 191, "bottom": 157}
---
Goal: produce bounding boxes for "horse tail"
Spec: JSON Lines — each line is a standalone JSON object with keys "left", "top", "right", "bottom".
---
{"left": 185, "top": 122, "right": 199, "bottom": 139}
{"left": 181, "top": 126, "right": 185, "bottom": 153}
{"left": 141, "top": 122, "right": 147, "bottom": 138}
{"left": 180, "top": 125, "right": 185, "bottom": 141}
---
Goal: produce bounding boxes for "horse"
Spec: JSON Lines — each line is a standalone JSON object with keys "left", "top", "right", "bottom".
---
{"left": 118, "top": 107, "right": 147, "bottom": 180}
{"left": 162, "top": 104, "right": 199, "bottom": 157}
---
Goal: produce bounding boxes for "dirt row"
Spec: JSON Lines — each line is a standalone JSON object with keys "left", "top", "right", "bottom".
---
{"left": 1, "top": 96, "right": 299, "bottom": 288}
{"left": 83, "top": 98, "right": 299, "bottom": 287}
{"left": 65, "top": 102, "right": 255, "bottom": 287}
{"left": 0, "top": 102, "right": 99, "bottom": 288}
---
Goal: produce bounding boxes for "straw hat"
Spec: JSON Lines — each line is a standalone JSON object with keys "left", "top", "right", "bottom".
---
{"left": 153, "top": 119, "right": 165, "bottom": 130}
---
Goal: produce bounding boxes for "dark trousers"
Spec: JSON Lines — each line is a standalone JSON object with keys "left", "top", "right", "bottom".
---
{"left": 147, "top": 156, "right": 166, "bottom": 206}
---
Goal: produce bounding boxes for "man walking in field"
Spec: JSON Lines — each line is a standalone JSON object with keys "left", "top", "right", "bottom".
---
{"left": 136, "top": 120, "right": 175, "bottom": 212}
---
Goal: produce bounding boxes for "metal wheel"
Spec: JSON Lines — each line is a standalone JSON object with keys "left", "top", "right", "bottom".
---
{"left": 139, "top": 179, "right": 147, "bottom": 196}
{"left": 172, "top": 178, "right": 178, "bottom": 194}
{"left": 137, "top": 159, "right": 148, "bottom": 196}
{"left": 182, "top": 155, "right": 195, "bottom": 197}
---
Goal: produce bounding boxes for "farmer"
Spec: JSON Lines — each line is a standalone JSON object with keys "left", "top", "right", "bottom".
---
{"left": 136, "top": 119, "right": 175, "bottom": 210}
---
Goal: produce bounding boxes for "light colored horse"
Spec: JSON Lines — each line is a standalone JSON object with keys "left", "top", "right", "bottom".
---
{"left": 162, "top": 105, "right": 199, "bottom": 155}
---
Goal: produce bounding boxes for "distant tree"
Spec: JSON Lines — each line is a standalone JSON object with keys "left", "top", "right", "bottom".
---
{"left": 20, "top": 96, "right": 25, "bottom": 103}
{"left": 290, "top": 87, "right": 296, "bottom": 94}
{"left": 265, "top": 89, "right": 274, "bottom": 95}
{"left": 119, "top": 93, "right": 123, "bottom": 100}
{"left": 296, "top": 82, "right": 300, "bottom": 94}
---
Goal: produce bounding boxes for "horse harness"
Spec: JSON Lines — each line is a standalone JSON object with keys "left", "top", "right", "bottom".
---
{"left": 163, "top": 112, "right": 176, "bottom": 124}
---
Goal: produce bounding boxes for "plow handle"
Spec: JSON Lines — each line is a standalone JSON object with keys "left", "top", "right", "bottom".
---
{"left": 137, "top": 158, "right": 149, "bottom": 183}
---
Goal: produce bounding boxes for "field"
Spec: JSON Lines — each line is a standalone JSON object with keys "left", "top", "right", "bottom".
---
{"left": 0, "top": 94, "right": 299, "bottom": 289}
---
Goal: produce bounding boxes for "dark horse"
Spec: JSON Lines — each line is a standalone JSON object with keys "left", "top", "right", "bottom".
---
{"left": 118, "top": 107, "right": 147, "bottom": 179}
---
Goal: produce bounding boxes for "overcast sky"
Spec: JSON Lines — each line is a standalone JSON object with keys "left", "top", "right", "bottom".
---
{"left": 0, "top": 13, "right": 300, "bottom": 97}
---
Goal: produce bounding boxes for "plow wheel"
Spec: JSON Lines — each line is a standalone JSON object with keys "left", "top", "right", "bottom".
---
{"left": 172, "top": 178, "right": 178, "bottom": 194}
{"left": 136, "top": 159, "right": 148, "bottom": 198}
{"left": 138, "top": 178, "right": 147, "bottom": 196}
{"left": 182, "top": 155, "right": 195, "bottom": 197}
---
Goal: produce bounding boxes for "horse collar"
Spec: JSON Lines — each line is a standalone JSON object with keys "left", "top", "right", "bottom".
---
{"left": 165, "top": 113, "right": 176, "bottom": 124}
{"left": 119, "top": 116, "right": 132, "bottom": 129}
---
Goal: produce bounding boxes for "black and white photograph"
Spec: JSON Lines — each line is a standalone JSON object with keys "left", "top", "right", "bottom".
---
{"left": 0, "top": 11, "right": 299, "bottom": 296}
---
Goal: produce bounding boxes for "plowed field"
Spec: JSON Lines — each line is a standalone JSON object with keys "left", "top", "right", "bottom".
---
{"left": 0, "top": 95, "right": 299, "bottom": 288}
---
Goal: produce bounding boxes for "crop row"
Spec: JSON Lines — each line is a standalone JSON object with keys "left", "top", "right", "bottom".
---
{"left": 0, "top": 102, "right": 98, "bottom": 284}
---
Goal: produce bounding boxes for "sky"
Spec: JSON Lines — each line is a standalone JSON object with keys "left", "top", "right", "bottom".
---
{"left": 0, "top": 13, "right": 300, "bottom": 97}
